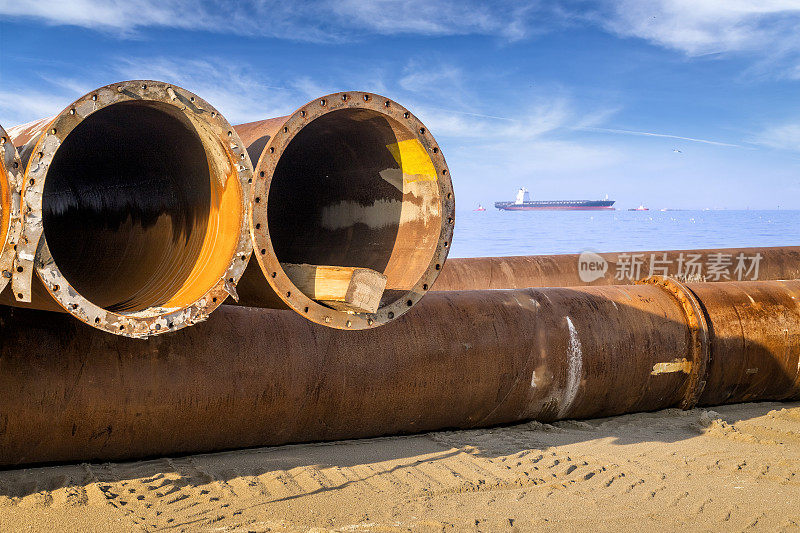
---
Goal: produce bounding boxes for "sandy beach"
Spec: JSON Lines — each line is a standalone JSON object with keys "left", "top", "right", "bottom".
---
{"left": 0, "top": 401, "right": 797, "bottom": 532}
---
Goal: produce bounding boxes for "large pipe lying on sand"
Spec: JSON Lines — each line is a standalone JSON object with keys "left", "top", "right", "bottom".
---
{"left": 1, "top": 277, "right": 797, "bottom": 466}
{"left": 0, "top": 125, "right": 22, "bottom": 297}
{"left": 434, "top": 246, "right": 800, "bottom": 290}
{"left": 234, "top": 92, "right": 454, "bottom": 329}
{"left": 2, "top": 81, "right": 253, "bottom": 338}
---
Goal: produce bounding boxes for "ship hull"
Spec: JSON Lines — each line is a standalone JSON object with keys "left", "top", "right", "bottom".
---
{"left": 498, "top": 205, "right": 615, "bottom": 211}
{"left": 495, "top": 200, "right": 616, "bottom": 211}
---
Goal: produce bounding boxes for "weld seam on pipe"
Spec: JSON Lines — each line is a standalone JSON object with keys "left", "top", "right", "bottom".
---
{"left": 639, "top": 276, "right": 712, "bottom": 409}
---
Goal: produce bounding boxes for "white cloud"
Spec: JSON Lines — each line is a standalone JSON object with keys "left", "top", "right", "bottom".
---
{"left": 399, "top": 62, "right": 464, "bottom": 96}
{"left": 113, "top": 57, "right": 299, "bottom": 124}
{"left": 0, "top": 0, "right": 559, "bottom": 42}
{"left": 2, "top": 52, "right": 601, "bottom": 135}
{"left": 328, "top": 0, "right": 539, "bottom": 41}
{"left": 0, "top": 90, "right": 72, "bottom": 127}
{"left": 36, "top": 75, "right": 95, "bottom": 97}
{"left": 5, "top": 0, "right": 800, "bottom": 71}
{"left": 0, "top": 56, "right": 308, "bottom": 127}
{"left": 0, "top": 73, "right": 88, "bottom": 127}
{"left": 381, "top": 60, "right": 629, "bottom": 206}
{"left": 751, "top": 122, "right": 800, "bottom": 151}
{"left": 0, "top": 0, "right": 215, "bottom": 36}
{"left": 289, "top": 76, "right": 337, "bottom": 102}
{"left": 414, "top": 99, "right": 574, "bottom": 141}
{"left": 600, "top": 0, "right": 800, "bottom": 57}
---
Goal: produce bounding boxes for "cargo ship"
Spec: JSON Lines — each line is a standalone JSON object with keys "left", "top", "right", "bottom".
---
{"left": 495, "top": 188, "right": 615, "bottom": 211}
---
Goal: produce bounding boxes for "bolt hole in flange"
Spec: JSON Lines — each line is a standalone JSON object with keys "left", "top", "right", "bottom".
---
{"left": 257, "top": 95, "right": 453, "bottom": 327}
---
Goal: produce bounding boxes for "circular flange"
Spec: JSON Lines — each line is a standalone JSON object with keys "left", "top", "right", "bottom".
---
{"left": 0, "top": 124, "right": 23, "bottom": 296}
{"left": 639, "top": 275, "right": 711, "bottom": 409}
{"left": 250, "top": 91, "right": 455, "bottom": 330}
{"left": 13, "top": 80, "right": 253, "bottom": 338}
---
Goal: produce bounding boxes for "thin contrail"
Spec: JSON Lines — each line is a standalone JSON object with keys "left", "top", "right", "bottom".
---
{"left": 581, "top": 127, "right": 748, "bottom": 148}
{"left": 423, "top": 106, "right": 518, "bottom": 122}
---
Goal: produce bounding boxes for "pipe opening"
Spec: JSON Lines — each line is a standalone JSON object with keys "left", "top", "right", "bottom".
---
{"left": 268, "top": 108, "right": 442, "bottom": 308}
{"left": 43, "top": 101, "right": 219, "bottom": 313}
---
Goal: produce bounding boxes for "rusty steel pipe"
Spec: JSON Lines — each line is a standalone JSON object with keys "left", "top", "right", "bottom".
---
{"left": 233, "top": 92, "right": 455, "bottom": 329}
{"left": 1, "top": 82, "right": 253, "bottom": 338}
{"left": 688, "top": 279, "right": 800, "bottom": 406}
{"left": 434, "top": 246, "right": 800, "bottom": 291}
{"left": 0, "top": 125, "right": 22, "bottom": 297}
{"left": 0, "top": 278, "right": 798, "bottom": 466}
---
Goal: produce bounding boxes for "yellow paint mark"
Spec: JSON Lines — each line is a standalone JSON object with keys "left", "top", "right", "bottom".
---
{"left": 386, "top": 139, "right": 437, "bottom": 184}
{"left": 651, "top": 358, "right": 693, "bottom": 375}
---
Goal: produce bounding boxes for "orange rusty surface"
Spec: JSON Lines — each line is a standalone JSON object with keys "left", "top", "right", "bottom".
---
{"left": 434, "top": 247, "right": 800, "bottom": 290}
{"left": 0, "top": 278, "right": 797, "bottom": 466}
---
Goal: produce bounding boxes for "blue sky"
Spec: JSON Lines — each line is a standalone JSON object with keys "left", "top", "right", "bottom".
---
{"left": 1, "top": 0, "right": 799, "bottom": 209}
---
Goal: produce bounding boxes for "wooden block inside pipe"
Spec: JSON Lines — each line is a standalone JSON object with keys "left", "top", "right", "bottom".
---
{"left": 280, "top": 263, "right": 387, "bottom": 314}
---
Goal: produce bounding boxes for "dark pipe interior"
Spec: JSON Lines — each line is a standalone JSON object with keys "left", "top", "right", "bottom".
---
{"left": 43, "top": 101, "right": 211, "bottom": 312}
{"left": 268, "top": 109, "right": 402, "bottom": 275}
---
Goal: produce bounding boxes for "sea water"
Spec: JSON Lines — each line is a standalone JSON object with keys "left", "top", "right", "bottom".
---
{"left": 449, "top": 209, "right": 799, "bottom": 258}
